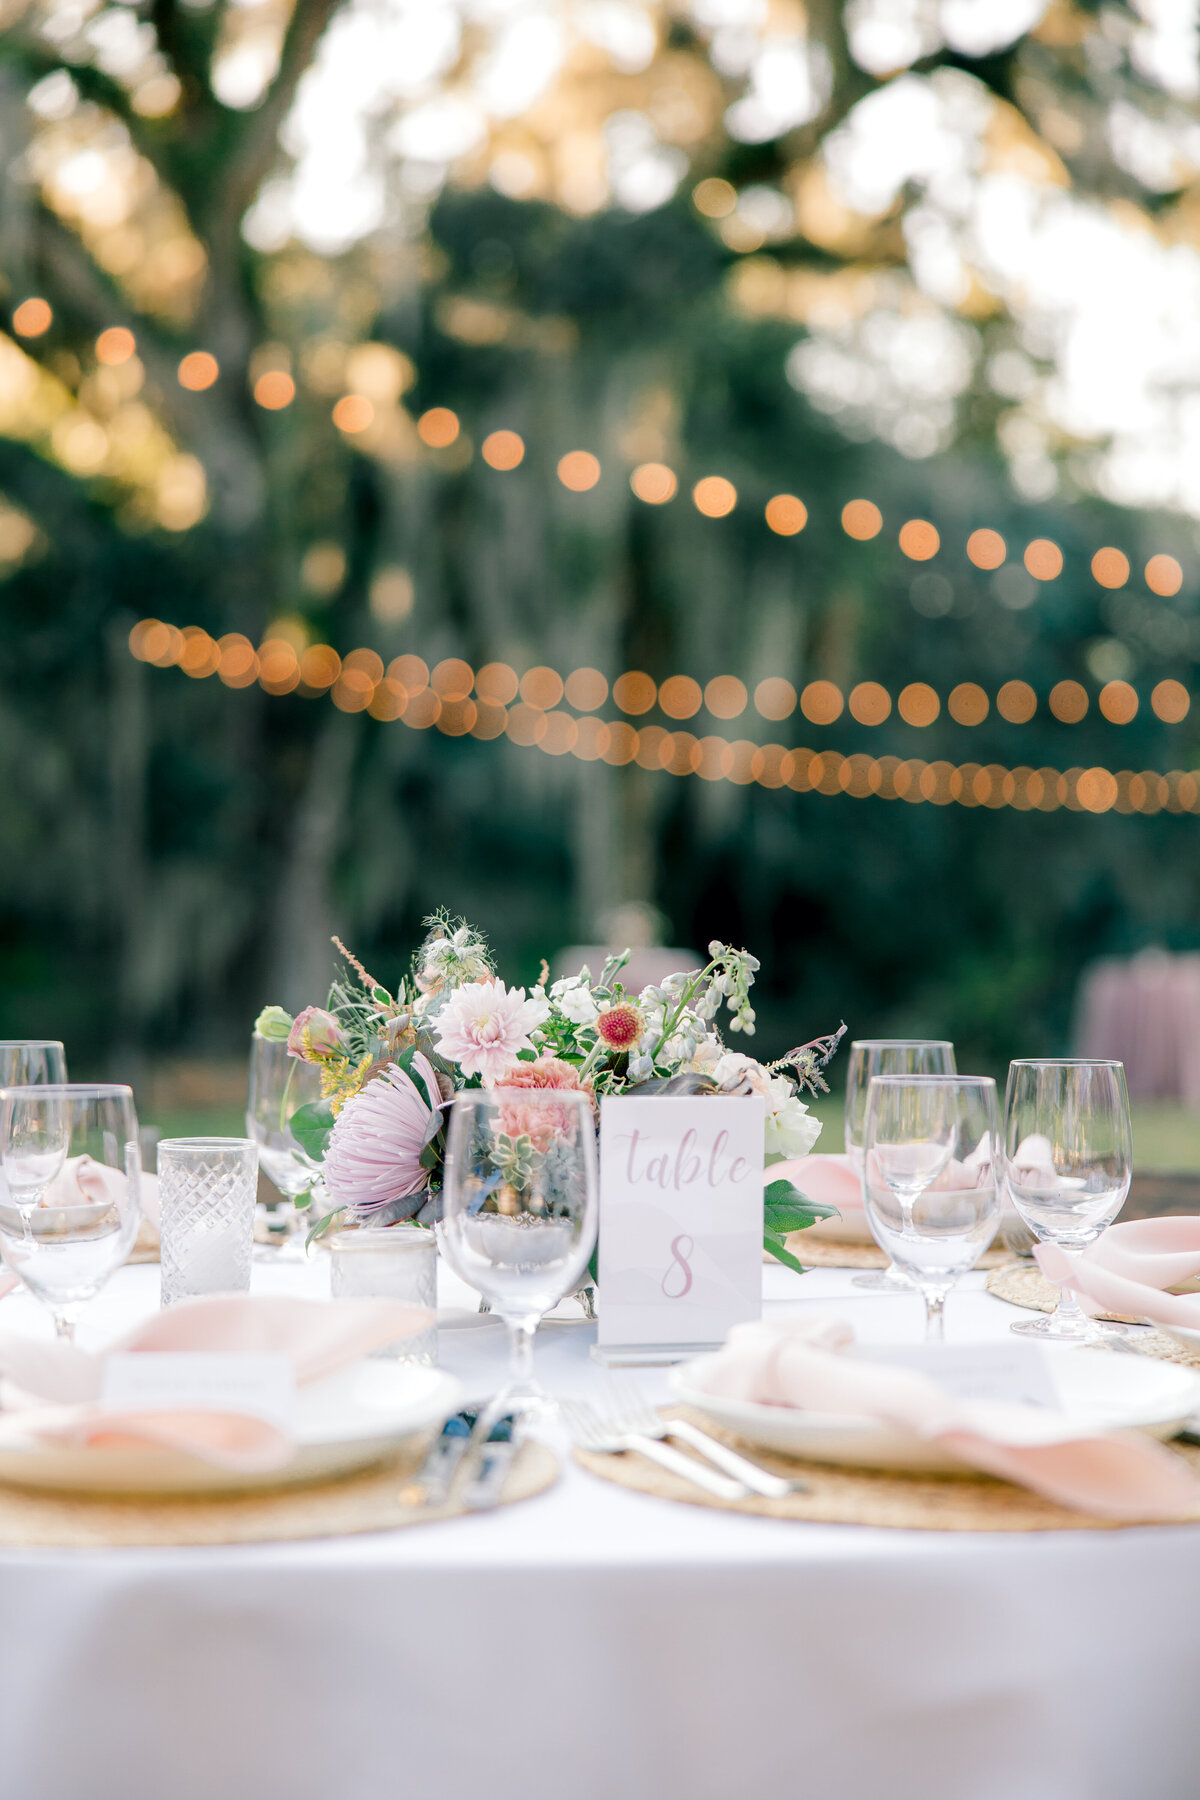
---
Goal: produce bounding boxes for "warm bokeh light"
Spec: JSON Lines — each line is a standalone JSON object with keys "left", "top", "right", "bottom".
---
{"left": 431, "top": 658, "right": 474, "bottom": 701}
{"left": 898, "top": 682, "right": 939, "bottom": 726}
{"left": 96, "top": 327, "right": 136, "bottom": 366}
{"left": 704, "top": 675, "right": 748, "bottom": 719}
{"left": 1077, "top": 768, "right": 1119, "bottom": 813}
{"left": 1091, "top": 547, "right": 1129, "bottom": 588}
{"left": 841, "top": 499, "right": 882, "bottom": 540}
{"left": 1151, "top": 679, "right": 1190, "bottom": 723}
{"left": 388, "top": 654, "right": 429, "bottom": 694}
{"left": 849, "top": 681, "right": 891, "bottom": 725}
{"left": 693, "top": 178, "right": 737, "bottom": 219}
{"left": 475, "top": 662, "right": 519, "bottom": 705}
{"left": 299, "top": 644, "right": 341, "bottom": 689}
{"left": 520, "top": 665, "right": 564, "bottom": 710}
{"left": 603, "top": 721, "right": 639, "bottom": 766}
{"left": 948, "top": 682, "right": 988, "bottom": 726}
{"left": 1146, "top": 554, "right": 1183, "bottom": 597}
{"left": 557, "top": 450, "right": 601, "bottom": 491}
{"left": 1024, "top": 538, "right": 1063, "bottom": 581}
{"left": 333, "top": 394, "right": 374, "bottom": 433}
{"left": 332, "top": 668, "right": 375, "bottom": 713}
{"left": 255, "top": 371, "right": 295, "bottom": 410}
{"left": 402, "top": 689, "right": 442, "bottom": 730}
{"left": 418, "top": 407, "right": 460, "bottom": 448}
{"left": 564, "top": 667, "right": 608, "bottom": 711}
{"left": 612, "top": 670, "right": 656, "bottom": 714}
{"left": 630, "top": 463, "right": 677, "bottom": 504}
{"left": 765, "top": 494, "right": 807, "bottom": 535}
{"left": 1098, "top": 681, "right": 1138, "bottom": 724}
{"left": 754, "top": 677, "right": 797, "bottom": 720}
{"left": 470, "top": 701, "right": 509, "bottom": 741}
{"left": 800, "top": 680, "right": 844, "bottom": 725}
{"left": 967, "top": 529, "right": 1006, "bottom": 570}
{"left": 996, "top": 680, "right": 1037, "bottom": 723}
{"left": 539, "top": 711, "right": 578, "bottom": 756}
{"left": 693, "top": 476, "right": 737, "bottom": 518}
{"left": 899, "top": 519, "right": 939, "bottom": 561}
{"left": 12, "top": 298, "right": 52, "bottom": 338}
{"left": 258, "top": 639, "right": 300, "bottom": 694}
{"left": 481, "top": 430, "right": 525, "bottom": 470}
{"left": 504, "top": 703, "right": 547, "bottom": 748}
{"left": 178, "top": 628, "right": 219, "bottom": 678}
{"left": 571, "top": 717, "right": 611, "bottom": 760}
{"left": 218, "top": 634, "right": 260, "bottom": 688}
{"left": 659, "top": 675, "right": 702, "bottom": 719}
{"left": 178, "top": 351, "right": 219, "bottom": 391}
{"left": 1049, "top": 680, "right": 1088, "bottom": 722}
{"left": 437, "top": 698, "right": 478, "bottom": 737}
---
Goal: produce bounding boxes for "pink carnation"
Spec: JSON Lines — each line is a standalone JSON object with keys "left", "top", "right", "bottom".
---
{"left": 484, "top": 1053, "right": 590, "bottom": 1093}
{"left": 322, "top": 1055, "right": 442, "bottom": 1216}
{"left": 433, "top": 978, "right": 550, "bottom": 1081}
{"left": 487, "top": 1053, "right": 593, "bottom": 1150}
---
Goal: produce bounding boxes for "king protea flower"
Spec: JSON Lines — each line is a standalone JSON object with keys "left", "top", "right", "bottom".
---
{"left": 322, "top": 1055, "right": 442, "bottom": 1217}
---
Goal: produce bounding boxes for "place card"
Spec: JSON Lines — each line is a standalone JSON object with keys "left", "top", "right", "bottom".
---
{"left": 595, "top": 1094, "right": 764, "bottom": 1364}
{"left": 879, "top": 1343, "right": 1058, "bottom": 1409}
{"left": 100, "top": 1353, "right": 296, "bottom": 1429}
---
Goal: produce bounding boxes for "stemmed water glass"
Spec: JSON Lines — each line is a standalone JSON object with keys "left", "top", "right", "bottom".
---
{"left": 246, "top": 1034, "right": 324, "bottom": 1257}
{"left": 438, "top": 1088, "right": 598, "bottom": 1416}
{"left": 0, "top": 1084, "right": 142, "bottom": 1341}
{"left": 862, "top": 1074, "right": 1000, "bottom": 1340}
{"left": 845, "top": 1039, "right": 956, "bottom": 1291}
{"left": 0, "top": 1042, "right": 67, "bottom": 1087}
{"left": 1002, "top": 1058, "right": 1133, "bottom": 1342}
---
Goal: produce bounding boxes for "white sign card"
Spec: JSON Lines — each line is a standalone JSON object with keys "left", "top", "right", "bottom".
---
{"left": 100, "top": 1353, "right": 296, "bottom": 1430}
{"left": 596, "top": 1094, "right": 764, "bottom": 1362}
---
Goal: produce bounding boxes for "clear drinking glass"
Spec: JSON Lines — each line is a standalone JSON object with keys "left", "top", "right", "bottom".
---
{"left": 438, "top": 1088, "right": 598, "bottom": 1415}
{"left": 159, "top": 1137, "right": 258, "bottom": 1306}
{"left": 0, "top": 1083, "right": 141, "bottom": 1340}
{"left": 246, "top": 1036, "right": 323, "bottom": 1258}
{"left": 1003, "top": 1059, "right": 1133, "bottom": 1343}
{"left": 862, "top": 1074, "right": 1000, "bottom": 1340}
{"left": 0, "top": 1043, "right": 67, "bottom": 1087}
{"left": 330, "top": 1226, "right": 438, "bottom": 1365}
{"left": 844, "top": 1039, "right": 956, "bottom": 1291}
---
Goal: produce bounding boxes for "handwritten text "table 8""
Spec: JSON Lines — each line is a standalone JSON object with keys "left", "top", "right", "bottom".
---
{"left": 597, "top": 1094, "right": 765, "bottom": 1357}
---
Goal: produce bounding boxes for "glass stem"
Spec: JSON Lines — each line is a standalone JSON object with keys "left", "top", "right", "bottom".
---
{"left": 53, "top": 1313, "right": 75, "bottom": 1345}
{"left": 1051, "top": 1284, "right": 1089, "bottom": 1332}
{"left": 505, "top": 1315, "right": 538, "bottom": 1387}
{"left": 922, "top": 1287, "right": 947, "bottom": 1342}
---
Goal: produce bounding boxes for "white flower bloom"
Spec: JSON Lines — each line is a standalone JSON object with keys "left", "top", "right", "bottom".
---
{"left": 556, "top": 982, "right": 599, "bottom": 1027}
{"left": 763, "top": 1077, "right": 822, "bottom": 1158}
{"left": 628, "top": 1052, "right": 654, "bottom": 1081}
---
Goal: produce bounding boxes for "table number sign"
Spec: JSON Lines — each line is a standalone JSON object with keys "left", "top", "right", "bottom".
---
{"left": 595, "top": 1094, "right": 765, "bottom": 1364}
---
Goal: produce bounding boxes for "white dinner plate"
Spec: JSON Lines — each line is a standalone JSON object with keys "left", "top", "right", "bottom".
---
{"left": 0, "top": 1361, "right": 462, "bottom": 1496}
{"left": 669, "top": 1345, "right": 1200, "bottom": 1474}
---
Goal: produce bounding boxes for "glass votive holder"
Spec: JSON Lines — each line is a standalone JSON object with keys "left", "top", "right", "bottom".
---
{"left": 329, "top": 1226, "right": 438, "bottom": 1366}
{"left": 158, "top": 1137, "right": 258, "bottom": 1308}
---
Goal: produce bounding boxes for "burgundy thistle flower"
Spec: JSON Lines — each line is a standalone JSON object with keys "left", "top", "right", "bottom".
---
{"left": 596, "top": 1002, "right": 642, "bottom": 1052}
{"left": 322, "top": 1055, "right": 443, "bottom": 1217}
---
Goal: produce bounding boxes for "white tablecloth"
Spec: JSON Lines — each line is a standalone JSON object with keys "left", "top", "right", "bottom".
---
{"left": 1, "top": 1258, "right": 1197, "bottom": 1800}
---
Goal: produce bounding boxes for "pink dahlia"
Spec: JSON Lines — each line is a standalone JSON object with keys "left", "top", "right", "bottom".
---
{"left": 322, "top": 1054, "right": 442, "bottom": 1216}
{"left": 596, "top": 1002, "right": 642, "bottom": 1051}
{"left": 433, "top": 978, "right": 550, "bottom": 1081}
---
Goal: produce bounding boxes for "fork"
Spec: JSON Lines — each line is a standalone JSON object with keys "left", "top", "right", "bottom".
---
{"left": 604, "top": 1379, "right": 807, "bottom": 1499}
{"left": 561, "top": 1399, "right": 749, "bottom": 1501}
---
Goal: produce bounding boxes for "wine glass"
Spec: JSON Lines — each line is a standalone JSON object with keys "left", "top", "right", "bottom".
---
{"left": 1002, "top": 1059, "right": 1133, "bottom": 1342}
{"left": 438, "top": 1088, "right": 598, "bottom": 1416}
{"left": 844, "top": 1039, "right": 956, "bottom": 1291}
{"left": 0, "top": 1043, "right": 67, "bottom": 1086}
{"left": 862, "top": 1074, "right": 1000, "bottom": 1340}
{"left": 0, "top": 1084, "right": 141, "bottom": 1341}
{"left": 246, "top": 1034, "right": 324, "bottom": 1257}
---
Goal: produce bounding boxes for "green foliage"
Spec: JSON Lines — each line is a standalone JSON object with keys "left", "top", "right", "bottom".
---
{"left": 289, "top": 1098, "right": 335, "bottom": 1162}
{"left": 762, "top": 1177, "right": 838, "bottom": 1277}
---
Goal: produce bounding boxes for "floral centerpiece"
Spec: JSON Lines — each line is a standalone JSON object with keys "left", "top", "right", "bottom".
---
{"left": 255, "top": 915, "right": 844, "bottom": 1272}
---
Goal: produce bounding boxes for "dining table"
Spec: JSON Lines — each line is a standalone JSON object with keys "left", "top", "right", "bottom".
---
{"left": 0, "top": 1251, "right": 1196, "bottom": 1800}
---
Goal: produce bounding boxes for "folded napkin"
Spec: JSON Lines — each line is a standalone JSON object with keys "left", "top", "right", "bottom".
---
{"left": 695, "top": 1315, "right": 1200, "bottom": 1519}
{"left": 0, "top": 1294, "right": 427, "bottom": 1472}
{"left": 1037, "top": 1219, "right": 1200, "bottom": 1331}
{"left": 41, "top": 1153, "right": 160, "bottom": 1249}
{"left": 769, "top": 1155, "right": 866, "bottom": 1243}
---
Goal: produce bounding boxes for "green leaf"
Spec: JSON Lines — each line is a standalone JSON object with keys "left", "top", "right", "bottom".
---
{"left": 763, "top": 1229, "right": 806, "bottom": 1275}
{"left": 305, "top": 1208, "right": 344, "bottom": 1250}
{"left": 765, "top": 1201, "right": 836, "bottom": 1236}
{"left": 290, "top": 1097, "right": 335, "bottom": 1161}
{"left": 372, "top": 986, "right": 393, "bottom": 1006}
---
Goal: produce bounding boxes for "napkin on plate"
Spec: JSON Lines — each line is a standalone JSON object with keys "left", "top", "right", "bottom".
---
{"left": 694, "top": 1314, "right": 1200, "bottom": 1518}
{"left": 1036, "top": 1219, "right": 1200, "bottom": 1331}
{"left": 0, "top": 1294, "right": 427, "bottom": 1472}
{"left": 767, "top": 1155, "right": 866, "bottom": 1243}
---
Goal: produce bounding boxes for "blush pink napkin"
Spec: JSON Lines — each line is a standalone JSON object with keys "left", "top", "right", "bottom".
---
{"left": 696, "top": 1315, "right": 1200, "bottom": 1519}
{"left": 0, "top": 1295, "right": 429, "bottom": 1472}
{"left": 768, "top": 1155, "right": 866, "bottom": 1243}
{"left": 1036, "top": 1218, "right": 1200, "bottom": 1330}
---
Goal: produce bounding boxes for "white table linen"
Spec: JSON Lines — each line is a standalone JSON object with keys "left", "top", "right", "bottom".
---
{"left": 0, "top": 1258, "right": 1197, "bottom": 1800}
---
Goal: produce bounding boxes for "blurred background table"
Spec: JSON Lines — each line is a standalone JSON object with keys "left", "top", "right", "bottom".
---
{"left": 0, "top": 1256, "right": 1197, "bottom": 1800}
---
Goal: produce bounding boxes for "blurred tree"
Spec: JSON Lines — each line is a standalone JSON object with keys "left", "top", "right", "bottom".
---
{"left": 0, "top": 0, "right": 1199, "bottom": 1075}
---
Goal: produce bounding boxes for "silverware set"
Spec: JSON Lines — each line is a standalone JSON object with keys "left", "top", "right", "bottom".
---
{"left": 562, "top": 1379, "right": 805, "bottom": 1501}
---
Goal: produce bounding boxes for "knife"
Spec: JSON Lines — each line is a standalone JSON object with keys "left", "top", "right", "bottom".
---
{"left": 398, "top": 1408, "right": 478, "bottom": 1508}
{"left": 461, "top": 1411, "right": 523, "bottom": 1511}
